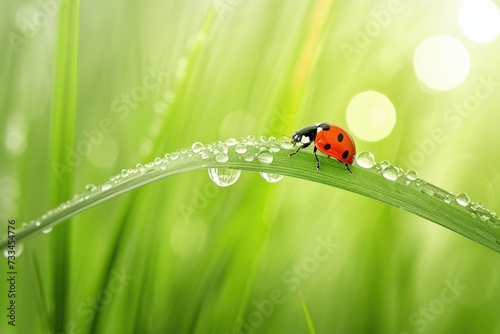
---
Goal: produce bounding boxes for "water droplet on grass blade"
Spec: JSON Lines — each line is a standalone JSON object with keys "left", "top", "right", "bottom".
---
{"left": 355, "top": 151, "right": 375, "bottom": 169}
{"left": 405, "top": 170, "right": 418, "bottom": 181}
{"left": 455, "top": 193, "right": 470, "bottom": 207}
{"left": 260, "top": 172, "right": 284, "bottom": 183}
{"left": 226, "top": 138, "right": 237, "bottom": 146}
{"left": 281, "top": 141, "right": 293, "bottom": 150}
{"left": 235, "top": 143, "right": 247, "bottom": 154}
{"left": 42, "top": 227, "right": 53, "bottom": 234}
{"left": 102, "top": 184, "right": 112, "bottom": 191}
{"left": 192, "top": 142, "right": 204, "bottom": 153}
{"left": 382, "top": 165, "right": 399, "bottom": 181}
{"left": 257, "top": 150, "right": 273, "bottom": 164}
{"left": 3, "top": 242, "right": 23, "bottom": 258}
{"left": 244, "top": 153, "right": 254, "bottom": 162}
{"left": 215, "top": 152, "right": 229, "bottom": 163}
{"left": 208, "top": 168, "right": 241, "bottom": 187}
{"left": 85, "top": 184, "right": 97, "bottom": 192}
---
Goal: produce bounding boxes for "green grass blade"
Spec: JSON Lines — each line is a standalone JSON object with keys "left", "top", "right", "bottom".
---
{"left": 2, "top": 138, "right": 499, "bottom": 253}
{"left": 49, "top": 0, "right": 81, "bottom": 332}
{"left": 300, "top": 293, "right": 317, "bottom": 334}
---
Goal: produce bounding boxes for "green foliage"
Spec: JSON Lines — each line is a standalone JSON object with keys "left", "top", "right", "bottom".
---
{"left": 1, "top": 0, "right": 499, "bottom": 333}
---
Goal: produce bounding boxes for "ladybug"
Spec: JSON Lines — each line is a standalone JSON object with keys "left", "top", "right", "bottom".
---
{"left": 288, "top": 123, "right": 356, "bottom": 173}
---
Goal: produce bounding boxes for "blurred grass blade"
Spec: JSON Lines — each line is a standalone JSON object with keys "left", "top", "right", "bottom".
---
{"left": 49, "top": 0, "right": 81, "bottom": 332}
{"left": 300, "top": 293, "right": 317, "bottom": 334}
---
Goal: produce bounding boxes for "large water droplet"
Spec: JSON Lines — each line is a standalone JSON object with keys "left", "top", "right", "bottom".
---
{"left": 355, "top": 151, "right": 375, "bottom": 169}
{"left": 244, "top": 153, "right": 255, "bottom": 162}
{"left": 3, "top": 242, "right": 23, "bottom": 258}
{"left": 382, "top": 165, "right": 399, "bottom": 181}
{"left": 235, "top": 143, "right": 248, "bottom": 154}
{"left": 226, "top": 138, "right": 237, "bottom": 146}
{"left": 208, "top": 168, "right": 241, "bottom": 187}
{"left": 257, "top": 150, "right": 273, "bottom": 164}
{"left": 192, "top": 142, "right": 204, "bottom": 153}
{"left": 405, "top": 170, "right": 418, "bottom": 181}
{"left": 281, "top": 141, "right": 293, "bottom": 150}
{"left": 85, "top": 184, "right": 97, "bottom": 192}
{"left": 215, "top": 152, "right": 229, "bottom": 163}
{"left": 102, "top": 184, "right": 112, "bottom": 191}
{"left": 260, "top": 172, "right": 284, "bottom": 183}
{"left": 455, "top": 193, "right": 470, "bottom": 207}
{"left": 269, "top": 144, "right": 281, "bottom": 153}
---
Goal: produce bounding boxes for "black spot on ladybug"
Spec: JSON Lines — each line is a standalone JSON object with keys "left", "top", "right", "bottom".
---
{"left": 324, "top": 143, "right": 331, "bottom": 150}
{"left": 342, "top": 150, "right": 349, "bottom": 159}
{"left": 337, "top": 133, "right": 344, "bottom": 142}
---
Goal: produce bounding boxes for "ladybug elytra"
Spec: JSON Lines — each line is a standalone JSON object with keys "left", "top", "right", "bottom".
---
{"left": 288, "top": 123, "right": 356, "bottom": 174}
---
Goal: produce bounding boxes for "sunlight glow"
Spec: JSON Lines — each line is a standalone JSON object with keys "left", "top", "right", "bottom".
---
{"left": 413, "top": 35, "right": 470, "bottom": 91}
{"left": 459, "top": 0, "right": 500, "bottom": 43}
{"left": 346, "top": 91, "right": 396, "bottom": 142}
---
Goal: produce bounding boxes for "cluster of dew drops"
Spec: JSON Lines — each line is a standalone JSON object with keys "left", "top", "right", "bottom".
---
{"left": 356, "top": 151, "right": 499, "bottom": 229}
{"left": 5, "top": 136, "right": 499, "bottom": 258}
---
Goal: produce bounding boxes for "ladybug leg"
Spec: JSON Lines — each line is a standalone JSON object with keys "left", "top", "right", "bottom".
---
{"left": 345, "top": 164, "right": 353, "bottom": 174}
{"left": 289, "top": 142, "right": 311, "bottom": 157}
{"left": 313, "top": 146, "right": 320, "bottom": 171}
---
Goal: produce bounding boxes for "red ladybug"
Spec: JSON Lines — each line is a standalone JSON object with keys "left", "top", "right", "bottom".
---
{"left": 288, "top": 123, "right": 356, "bottom": 173}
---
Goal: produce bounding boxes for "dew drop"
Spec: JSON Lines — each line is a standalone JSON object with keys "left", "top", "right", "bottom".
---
{"left": 382, "top": 165, "right": 399, "bottom": 181}
{"left": 379, "top": 160, "right": 390, "bottom": 169}
{"left": 455, "top": 193, "right": 470, "bottom": 207}
{"left": 171, "top": 152, "right": 179, "bottom": 160}
{"left": 181, "top": 148, "right": 188, "bottom": 154}
{"left": 154, "top": 157, "right": 162, "bottom": 165}
{"left": 405, "top": 170, "right": 418, "bottom": 181}
{"left": 269, "top": 144, "right": 281, "bottom": 153}
{"left": 226, "top": 138, "right": 237, "bottom": 146}
{"left": 121, "top": 169, "right": 130, "bottom": 178}
{"left": 281, "top": 141, "right": 293, "bottom": 150}
{"left": 444, "top": 196, "right": 452, "bottom": 204}
{"left": 244, "top": 153, "right": 255, "bottom": 162}
{"left": 42, "top": 227, "right": 53, "bottom": 234}
{"left": 208, "top": 168, "right": 241, "bottom": 187}
{"left": 415, "top": 180, "right": 422, "bottom": 187}
{"left": 260, "top": 172, "right": 284, "bottom": 183}
{"left": 192, "top": 142, "right": 204, "bottom": 153}
{"left": 35, "top": 221, "right": 41, "bottom": 226}
{"left": 257, "top": 150, "right": 273, "bottom": 164}
{"left": 247, "top": 135, "right": 256, "bottom": 141}
{"left": 102, "top": 184, "right": 112, "bottom": 191}
{"left": 355, "top": 151, "right": 375, "bottom": 169}
{"left": 3, "top": 242, "right": 23, "bottom": 258}
{"left": 215, "top": 152, "right": 229, "bottom": 163}
{"left": 85, "top": 184, "right": 97, "bottom": 192}
{"left": 235, "top": 143, "right": 248, "bottom": 154}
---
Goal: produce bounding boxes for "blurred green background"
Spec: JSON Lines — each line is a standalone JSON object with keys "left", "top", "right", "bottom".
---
{"left": 1, "top": 0, "right": 500, "bottom": 333}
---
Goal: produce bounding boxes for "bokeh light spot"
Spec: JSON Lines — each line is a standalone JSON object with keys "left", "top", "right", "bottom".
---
{"left": 346, "top": 91, "right": 396, "bottom": 142}
{"left": 459, "top": 0, "right": 500, "bottom": 43}
{"left": 413, "top": 35, "right": 470, "bottom": 91}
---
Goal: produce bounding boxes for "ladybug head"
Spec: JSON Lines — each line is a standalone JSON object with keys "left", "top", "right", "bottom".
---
{"left": 291, "top": 132, "right": 301, "bottom": 145}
